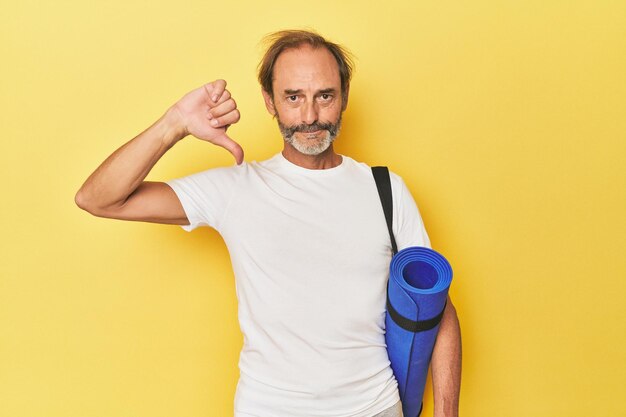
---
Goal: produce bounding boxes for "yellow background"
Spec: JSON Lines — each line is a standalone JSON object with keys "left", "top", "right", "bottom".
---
{"left": 1, "top": 1, "right": 625, "bottom": 416}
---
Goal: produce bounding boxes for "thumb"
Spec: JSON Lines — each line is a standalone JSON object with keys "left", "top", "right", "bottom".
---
{"left": 212, "top": 133, "right": 244, "bottom": 165}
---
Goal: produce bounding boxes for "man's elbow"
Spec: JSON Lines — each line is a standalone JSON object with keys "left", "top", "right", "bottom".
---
{"left": 74, "top": 189, "right": 111, "bottom": 218}
{"left": 444, "top": 295, "right": 456, "bottom": 317}
{"left": 440, "top": 296, "right": 460, "bottom": 337}
{"left": 74, "top": 189, "right": 93, "bottom": 213}
{"left": 445, "top": 296, "right": 458, "bottom": 319}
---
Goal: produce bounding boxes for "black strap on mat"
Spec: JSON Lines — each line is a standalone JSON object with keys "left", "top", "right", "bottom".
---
{"left": 386, "top": 297, "right": 447, "bottom": 333}
{"left": 372, "top": 166, "right": 447, "bottom": 334}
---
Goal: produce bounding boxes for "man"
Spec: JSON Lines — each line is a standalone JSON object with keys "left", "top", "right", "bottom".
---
{"left": 76, "top": 30, "right": 461, "bottom": 417}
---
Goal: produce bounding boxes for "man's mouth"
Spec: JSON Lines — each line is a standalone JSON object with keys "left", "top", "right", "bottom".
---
{"left": 277, "top": 117, "right": 341, "bottom": 142}
{"left": 298, "top": 130, "right": 322, "bottom": 138}
{"left": 304, "top": 130, "right": 321, "bottom": 134}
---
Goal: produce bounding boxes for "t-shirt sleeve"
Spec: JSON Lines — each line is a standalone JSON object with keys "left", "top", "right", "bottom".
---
{"left": 165, "top": 164, "right": 245, "bottom": 232}
{"left": 390, "top": 172, "right": 432, "bottom": 250}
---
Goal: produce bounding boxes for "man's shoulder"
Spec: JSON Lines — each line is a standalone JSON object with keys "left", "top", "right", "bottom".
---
{"left": 341, "top": 155, "right": 386, "bottom": 173}
{"left": 349, "top": 157, "right": 406, "bottom": 184}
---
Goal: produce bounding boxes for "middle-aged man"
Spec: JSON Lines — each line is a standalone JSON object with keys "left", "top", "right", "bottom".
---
{"left": 76, "top": 30, "right": 461, "bottom": 417}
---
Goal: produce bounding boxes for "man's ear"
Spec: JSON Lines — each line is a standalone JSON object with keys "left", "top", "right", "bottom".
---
{"left": 341, "top": 85, "right": 350, "bottom": 111}
{"left": 262, "top": 88, "right": 276, "bottom": 116}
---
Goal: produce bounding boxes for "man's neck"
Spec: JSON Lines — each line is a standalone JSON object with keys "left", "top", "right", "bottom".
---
{"left": 281, "top": 145, "right": 342, "bottom": 170}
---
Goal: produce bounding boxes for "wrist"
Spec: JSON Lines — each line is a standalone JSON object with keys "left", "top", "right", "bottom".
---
{"left": 434, "top": 401, "right": 459, "bottom": 417}
{"left": 161, "top": 106, "right": 188, "bottom": 146}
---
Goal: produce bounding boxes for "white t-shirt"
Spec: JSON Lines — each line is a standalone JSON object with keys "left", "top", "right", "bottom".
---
{"left": 166, "top": 153, "right": 430, "bottom": 417}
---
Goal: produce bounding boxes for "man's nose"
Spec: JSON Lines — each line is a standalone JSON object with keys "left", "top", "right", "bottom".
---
{"left": 301, "top": 101, "right": 319, "bottom": 125}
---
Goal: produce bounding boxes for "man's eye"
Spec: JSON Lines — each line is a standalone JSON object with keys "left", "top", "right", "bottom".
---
{"left": 321, "top": 94, "right": 331, "bottom": 100}
{"left": 288, "top": 95, "right": 298, "bottom": 102}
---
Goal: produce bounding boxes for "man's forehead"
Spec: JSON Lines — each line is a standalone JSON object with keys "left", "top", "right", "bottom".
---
{"left": 272, "top": 45, "right": 341, "bottom": 87}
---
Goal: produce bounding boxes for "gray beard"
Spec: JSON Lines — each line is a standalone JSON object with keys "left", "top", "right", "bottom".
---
{"left": 277, "top": 114, "right": 342, "bottom": 156}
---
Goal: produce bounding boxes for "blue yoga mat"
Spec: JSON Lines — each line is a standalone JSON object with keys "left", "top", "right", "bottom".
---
{"left": 385, "top": 246, "right": 453, "bottom": 417}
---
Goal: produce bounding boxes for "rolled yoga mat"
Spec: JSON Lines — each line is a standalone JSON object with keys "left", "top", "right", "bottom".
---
{"left": 385, "top": 246, "right": 453, "bottom": 417}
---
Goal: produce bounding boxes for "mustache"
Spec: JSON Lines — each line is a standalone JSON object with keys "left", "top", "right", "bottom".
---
{"left": 280, "top": 121, "right": 339, "bottom": 136}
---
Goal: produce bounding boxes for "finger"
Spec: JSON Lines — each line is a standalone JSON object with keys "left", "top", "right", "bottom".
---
{"left": 206, "top": 89, "right": 231, "bottom": 114}
{"left": 213, "top": 89, "right": 231, "bottom": 106}
{"left": 204, "top": 79, "right": 226, "bottom": 103}
{"left": 209, "top": 109, "right": 240, "bottom": 128}
{"left": 208, "top": 98, "right": 237, "bottom": 119}
{"left": 212, "top": 133, "right": 244, "bottom": 165}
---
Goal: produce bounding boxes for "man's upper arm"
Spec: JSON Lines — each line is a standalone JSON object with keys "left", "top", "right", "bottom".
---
{"left": 90, "top": 181, "right": 190, "bottom": 225}
{"left": 83, "top": 165, "right": 242, "bottom": 230}
{"left": 391, "top": 173, "right": 431, "bottom": 250}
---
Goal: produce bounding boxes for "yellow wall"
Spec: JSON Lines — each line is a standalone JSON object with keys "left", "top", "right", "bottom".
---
{"left": 1, "top": 1, "right": 625, "bottom": 416}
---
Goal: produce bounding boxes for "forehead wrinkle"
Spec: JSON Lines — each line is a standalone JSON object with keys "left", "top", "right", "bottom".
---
{"left": 272, "top": 45, "right": 341, "bottom": 94}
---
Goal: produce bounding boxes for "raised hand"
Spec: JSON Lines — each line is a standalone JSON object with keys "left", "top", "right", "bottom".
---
{"left": 172, "top": 80, "right": 244, "bottom": 164}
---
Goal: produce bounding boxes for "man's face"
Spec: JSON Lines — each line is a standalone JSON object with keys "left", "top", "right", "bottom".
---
{"left": 262, "top": 45, "right": 347, "bottom": 156}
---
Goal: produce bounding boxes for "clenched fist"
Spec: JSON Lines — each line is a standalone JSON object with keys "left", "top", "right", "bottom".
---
{"left": 171, "top": 80, "right": 244, "bottom": 164}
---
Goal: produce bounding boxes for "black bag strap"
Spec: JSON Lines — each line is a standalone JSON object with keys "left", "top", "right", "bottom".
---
{"left": 372, "top": 166, "right": 398, "bottom": 255}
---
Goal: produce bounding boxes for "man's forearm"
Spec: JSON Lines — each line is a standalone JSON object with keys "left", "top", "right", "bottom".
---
{"left": 75, "top": 107, "right": 184, "bottom": 213}
{"left": 431, "top": 296, "right": 461, "bottom": 417}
